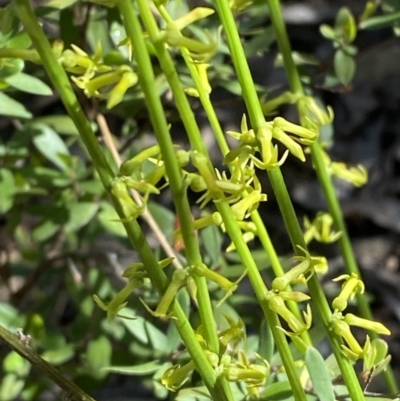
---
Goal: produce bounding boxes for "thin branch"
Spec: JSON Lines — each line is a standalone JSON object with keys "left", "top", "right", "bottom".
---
{"left": 0, "top": 325, "right": 96, "bottom": 401}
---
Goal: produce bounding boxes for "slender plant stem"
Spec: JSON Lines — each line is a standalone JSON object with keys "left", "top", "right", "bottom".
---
{"left": 134, "top": 2, "right": 308, "bottom": 400}
{"left": 214, "top": 0, "right": 367, "bottom": 400}
{"left": 265, "top": 0, "right": 398, "bottom": 393}
{"left": 155, "top": 4, "right": 310, "bottom": 345}
{"left": 13, "top": 1, "right": 226, "bottom": 399}
{"left": 218, "top": 206, "right": 307, "bottom": 401}
{"left": 0, "top": 47, "right": 41, "bottom": 63}
{"left": 0, "top": 325, "right": 96, "bottom": 401}
{"left": 119, "top": 0, "right": 222, "bottom": 361}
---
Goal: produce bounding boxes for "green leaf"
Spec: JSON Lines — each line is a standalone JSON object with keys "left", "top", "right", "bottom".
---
{"left": 259, "top": 381, "right": 293, "bottom": 401}
{"left": 176, "top": 386, "right": 212, "bottom": 401}
{"left": 33, "top": 115, "right": 79, "bottom": 135}
{"left": 85, "top": 336, "right": 112, "bottom": 380}
{"left": 200, "top": 223, "right": 222, "bottom": 268}
{"left": 359, "top": 10, "right": 400, "bottom": 30}
{"left": 0, "top": 168, "right": 15, "bottom": 214}
{"left": 64, "top": 202, "right": 99, "bottom": 233}
{"left": 147, "top": 201, "right": 175, "bottom": 242}
{"left": 145, "top": 320, "right": 168, "bottom": 354}
{"left": 3, "top": 352, "right": 31, "bottom": 376}
{"left": 31, "top": 124, "right": 71, "bottom": 171}
{"left": 5, "top": 73, "right": 52, "bottom": 96}
{"left": 0, "top": 374, "right": 25, "bottom": 401}
{"left": 372, "top": 338, "right": 389, "bottom": 363}
{"left": 305, "top": 347, "right": 335, "bottom": 401}
{"left": 0, "top": 302, "right": 26, "bottom": 328}
{"left": 335, "top": 7, "right": 357, "bottom": 43}
{"left": 120, "top": 313, "right": 148, "bottom": 344}
{"left": 98, "top": 201, "right": 127, "bottom": 237}
{"left": 0, "top": 58, "right": 24, "bottom": 79}
{"left": 45, "top": 0, "right": 79, "bottom": 9}
{"left": 0, "top": 92, "right": 32, "bottom": 118}
{"left": 41, "top": 344, "right": 75, "bottom": 365}
{"left": 103, "top": 360, "right": 161, "bottom": 375}
{"left": 334, "top": 49, "right": 356, "bottom": 86}
{"left": 7, "top": 32, "right": 31, "bottom": 49}
{"left": 79, "top": 180, "right": 104, "bottom": 194}
{"left": 258, "top": 320, "right": 274, "bottom": 362}
{"left": 319, "top": 24, "right": 336, "bottom": 40}
{"left": 31, "top": 166, "right": 72, "bottom": 187}
{"left": 32, "top": 219, "right": 61, "bottom": 242}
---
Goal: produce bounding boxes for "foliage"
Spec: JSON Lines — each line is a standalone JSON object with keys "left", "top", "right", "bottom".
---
{"left": 0, "top": 1, "right": 399, "bottom": 401}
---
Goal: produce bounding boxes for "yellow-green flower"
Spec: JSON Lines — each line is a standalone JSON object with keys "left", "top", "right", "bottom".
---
{"left": 332, "top": 273, "right": 364, "bottom": 312}
{"left": 331, "top": 162, "right": 368, "bottom": 187}
{"left": 304, "top": 212, "right": 342, "bottom": 244}
{"left": 268, "top": 294, "right": 312, "bottom": 336}
{"left": 333, "top": 318, "right": 363, "bottom": 360}
{"left": 142, "top": 269, "right": 188, "bottom": 319}
{"left": 344, "top": 313, "right": 390, "bottom": 336}
{"left": 161, "top": 361, "right": 195, "bottom": 391}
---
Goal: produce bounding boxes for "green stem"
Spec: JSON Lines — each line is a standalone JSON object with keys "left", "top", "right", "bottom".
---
{"left": 0, "top": 47, "right": 41, "bottom": 63}
{"left": 133, "top": 1, "right": 307, "bottom": 398}
{"left": 215, "top": 0, "right": 366, "bottom": 400}
{"left": 156, "top": 3, "right": 310, "bottom": 346}
{"left": 265, "top": 0, "right": 398, "bottom": 394}
{"left": 13, "top": 0, "right": 223, "bottom": 398}
{"left": 218, "top": 206, "right": 307, "bottom": 401}
{"left": 0, "top": 325, "right": 96, "bottom": 401}
{"left": 120, "top": 0, "right": 221, "bottom": 361}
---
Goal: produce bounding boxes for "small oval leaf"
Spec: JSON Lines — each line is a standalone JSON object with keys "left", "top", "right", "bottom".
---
{"left": 334, "top": 49, "right": 356, "bottom": 86}
{"left": 259, "top": 381, "right": 293, "bottom": 401}
{"left": 32, "top": 124, "right": 71, "bottom": 171}
{"left": 5, "top": 73, "right": 52, "bottom": 96}
{"left": 103, "top": 360, "right": 161, "bottom": 375}
{"left": 258, "top": 320, "right": 274, "bottom": 362}
{"left": 305, "top": 347, "right": 335, "bottom": 401}
{"left": 0, "top": 92, "right": 32, "bottom": 118}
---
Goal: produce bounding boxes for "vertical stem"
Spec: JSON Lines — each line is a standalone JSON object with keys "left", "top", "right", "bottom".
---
{"left": 265, "top": 0, "right": 398, "bottom": 394}
{"left": 119, "top": 0, "right": 221, "bottom": 358}
{"left": 132, "top": 2, "right": 308, "bottom": 399}
{"left": 214, "top": 0, "right": 366, "bottom": 400}
{"left": 155, "top": 4, "right": 310, "bottom": 344}
{"left": 13, "top": 1, "right": 226, "bottom": 399}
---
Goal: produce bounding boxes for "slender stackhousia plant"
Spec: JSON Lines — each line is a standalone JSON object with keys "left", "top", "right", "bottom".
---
{"left": 0, "top": 0, "right": 394, "bottom": 400}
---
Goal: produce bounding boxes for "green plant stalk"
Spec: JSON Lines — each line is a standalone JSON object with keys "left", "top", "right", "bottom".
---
{"left": 133, "top": 2, "right": 307, "bottom": 399}
{"left": 214, "top": 0, "right": 365, "bottom": 400}
{"left": 217, "top": 206, "right": 308, "bottom": 401}
{"left": 0, "top": 325, "right": 96, "bottom": 401}
{"left": 155, "top": 4, "right": 310, "bottom": 345}
{"left": 156, "top": 5, "right": 230, "bottom": 157}
{"left": 0, "top": 47, "right": 41, "bottom": 62}
{"left": 265, "top": 0, "right": 398, "bottom": 393}
{"left": 13, "top": 1, "right": 225, "bottom": 398}
{"left": 119, "top": 0, "right": 221, "bottom": 362}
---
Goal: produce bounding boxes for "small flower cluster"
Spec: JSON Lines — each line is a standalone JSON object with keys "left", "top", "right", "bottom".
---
{"left": 303, "top": 212, "right": 342, "bottom": 244}
{"left": 162, "top": 317, "right": 269, "bottom": 392}
{"left": 53, "top": 41, "right": 137, "bottom": 109}
{"left": 227, "top": 114, "right": 317, "bottom": 167}
{"left": 181, "top": 150, "right": 263, "bottom": 250}
{"left": 320, "top": 148, "right": 368, "bottom": 187}
{"left": 142, "top": 263, "right": 244, "bottom": 318}
{"left": 330, "top": 273, "right": 391, "bottom": 361}
{"left": 265, "top": 247, "right": 327, "bottom": 342}
{"left": 112, "top": 145, "right": 187, "bottom": 221}
{"left": 93, "top": 257, "right": 172, "bottom": 321}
